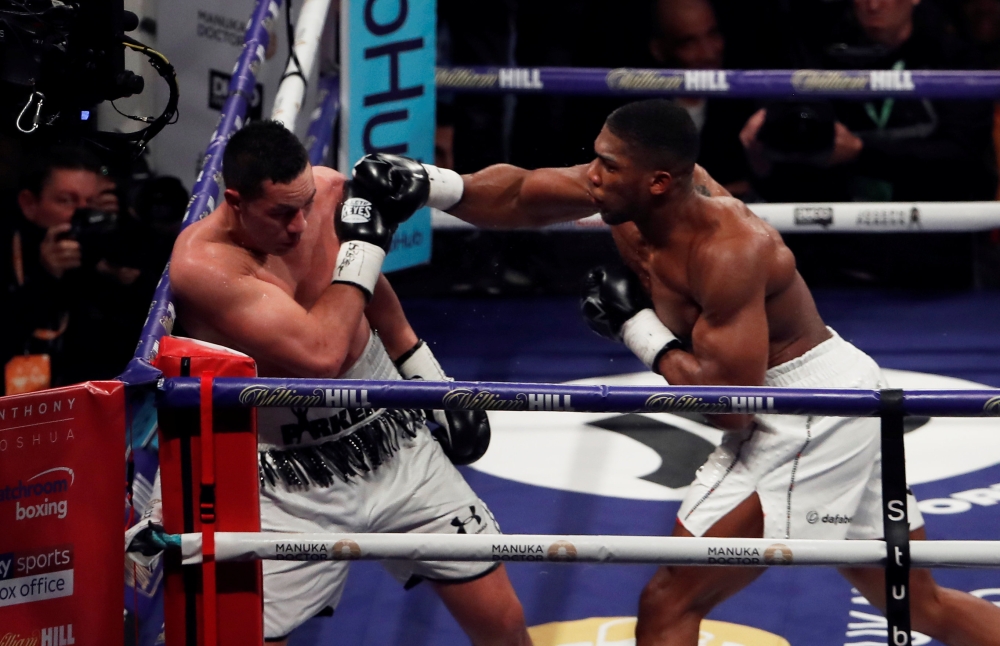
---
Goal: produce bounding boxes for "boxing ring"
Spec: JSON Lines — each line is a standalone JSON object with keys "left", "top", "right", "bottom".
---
{"left": 99, "top": 1, "right": 999, "bottom": 645}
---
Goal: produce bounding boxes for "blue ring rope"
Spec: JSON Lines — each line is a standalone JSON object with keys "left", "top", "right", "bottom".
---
{"left": 436, "top": 66, "right": 1000, "bottom": 99}
{"left": 156, "top": 377, "right": 1000, "bottom": 418}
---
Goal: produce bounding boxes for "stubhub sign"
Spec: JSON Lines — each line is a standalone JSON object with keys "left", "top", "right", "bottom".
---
{"left": 340, "top": 0, "right": 435, "bottom": 272}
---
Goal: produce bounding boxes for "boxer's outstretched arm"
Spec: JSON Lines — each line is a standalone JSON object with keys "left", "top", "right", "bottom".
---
{"left": 654, "top": 238, "right": 770, "bottom": 431}
{"left": 171, "top": 252, "right": 368, "bottom": 378}
{"left": 449, "top": 164, "right": 596, "bottom": 229}
{"left": 366, "top": 274, "right": 419, "bottom": 361}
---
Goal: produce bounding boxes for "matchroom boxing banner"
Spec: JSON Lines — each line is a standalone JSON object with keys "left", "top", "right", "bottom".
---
{"left": 340, "top": 0, "right": 435, "bottom": 271}
{"left": 0, "top": 382, "right": 125, "bottom": 646}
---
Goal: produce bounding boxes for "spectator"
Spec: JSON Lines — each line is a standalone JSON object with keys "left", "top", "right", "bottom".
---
{"left": 960, "top": 0, "right": 1000, "bottom": 67}
{"left": 0, "top": 145, "right": 165, "bottom": 395}
{"left": 0, "top": 146, "right": 102, "bottom": 395}
{"left": 741, "top": 0, "right": 997, "bottom": 202}
{"left": 438, "top": 0, "right": 516, "bottom": 171}
{"left": 649, "top": 0, "right": 757, "bottom": 198}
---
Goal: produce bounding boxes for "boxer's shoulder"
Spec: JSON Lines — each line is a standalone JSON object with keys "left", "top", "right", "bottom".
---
{"left": 170, "top": 219, "right": 256, "bottom": 297}
{"left": 311, "top": 165, "right": 347, "bottom": 195}
{"left": 691, "top": 210, "right": 773, "bottom": 285}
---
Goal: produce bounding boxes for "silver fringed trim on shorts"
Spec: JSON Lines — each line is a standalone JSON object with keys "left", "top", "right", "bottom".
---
{"left": 258, "top": 409, "right": 426, "bottom": 488}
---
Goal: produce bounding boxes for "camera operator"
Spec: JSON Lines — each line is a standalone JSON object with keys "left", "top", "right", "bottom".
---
{"left": 0, "top": 145, "right": 145, "bottom": 395}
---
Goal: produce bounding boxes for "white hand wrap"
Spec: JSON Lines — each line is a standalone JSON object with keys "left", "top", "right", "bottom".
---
{"left": 332, "top": 240, "right": 386, "bottom": 299}
{"left": 422, "top": 163, "right": 464, "bottom": 211}
{"left": 621, "top": 308, "right": 681, "bottom": 370}
{"left": 397, "top": 340, "right": 450, "bottom": 381}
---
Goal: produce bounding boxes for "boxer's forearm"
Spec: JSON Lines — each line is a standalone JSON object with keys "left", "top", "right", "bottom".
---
{"left": 366, "top": 274, "right": 419, "bottom": 361}
{"left": 448, "top": 164, "right": 595, "bottom": 229}
{"left": 655, "top": 351, "right": 756, "bottom": 431}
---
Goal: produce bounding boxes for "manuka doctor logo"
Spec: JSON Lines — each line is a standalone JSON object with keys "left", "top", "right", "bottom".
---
{"left": 443, "top": 389, "right": 573, "bottom": 412}
{"left": 707, "top": 546, "right": 763, "bottom": 565}
{"left": 275, "top": 542, "right": 332, "bottom": 561}
{"left": 238, "top": 386, "right": 370, "bottom": 409}
{"left": 547, "top": 541, "right": 578, "bottom": 562}
{"left": 492, "top": 544, "right": 545, "bottom": 561}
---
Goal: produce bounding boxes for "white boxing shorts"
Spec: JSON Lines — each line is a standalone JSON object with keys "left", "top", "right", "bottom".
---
{"left": 677, "top": 328, "right": 924, "bottom": 541}
{"left": 257, "top": 332, "right": 501, "bottom": 640}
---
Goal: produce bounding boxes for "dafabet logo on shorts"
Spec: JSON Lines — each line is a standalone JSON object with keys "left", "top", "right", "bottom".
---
{"left": 527, "top": 617, "right": 790, "bottom": 646}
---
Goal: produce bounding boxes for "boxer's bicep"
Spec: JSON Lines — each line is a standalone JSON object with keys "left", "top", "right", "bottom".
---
{"left": 688, "top": 247, "right": 769, "bottom": 387}
{"left": 451, "top": 164, "right": 594, "bottom": 228}
{"left": 182, "top": 268, "right": 359, "bottom": 377}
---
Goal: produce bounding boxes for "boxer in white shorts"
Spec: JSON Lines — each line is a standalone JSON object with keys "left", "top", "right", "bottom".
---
{"left": 169, "top": 121, "right": 530, "bottom": 645}
{"left": 349, "top": 100, "right": 1000, "bottom": 644}
{"left": 678, "top": 329, "right": 924, "bottom": 542}
{"left": 258, "top": 332, "right": 504, "bottom": 639}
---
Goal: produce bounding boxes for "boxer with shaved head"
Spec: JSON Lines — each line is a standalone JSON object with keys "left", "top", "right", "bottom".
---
{"left": 352, "top": 98, "right": 1000, "bottom": 646}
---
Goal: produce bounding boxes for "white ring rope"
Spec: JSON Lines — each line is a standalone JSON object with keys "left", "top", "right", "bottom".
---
{"left": 176, "top": 532, "right": 1000, "bottom": 569}
{"left": 271, "top": 0, "right": 333, "bottom": 129}
{"left": 432, "top": 201, "right": 1000, "bottom": 233}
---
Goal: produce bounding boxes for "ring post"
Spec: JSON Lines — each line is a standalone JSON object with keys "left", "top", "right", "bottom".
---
{"left": 155, "top": 339, "right": 261, "bottom": 646}
{"left": 880, "top": 389, "right": 911, "bottom": 646}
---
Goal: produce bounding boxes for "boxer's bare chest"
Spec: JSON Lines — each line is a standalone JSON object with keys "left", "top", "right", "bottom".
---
{"left": 612, "top": 226, "right": 702, "bottom": 339}
{"left": 646, "top": 251, "right": 701, "bottom": 339}
{"left": 256, "top": 194, "right": 342, "bottom": 309}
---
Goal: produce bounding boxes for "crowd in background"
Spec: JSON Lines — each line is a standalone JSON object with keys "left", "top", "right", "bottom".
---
{"left": 439, "top": 0, "right": 1000, "bottom": 202}
{"left": 428, "top": 0, "right": 1000, "bottom": 295}
{"left": 3, "top": 0, "right": 1000, "bottom": 394}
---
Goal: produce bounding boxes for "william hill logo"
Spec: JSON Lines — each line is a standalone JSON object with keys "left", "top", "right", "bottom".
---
{"left": 443, "top": 389, "right": 573, "bottom": 412}
{"left": 644, "top": 394, "right": 774, "bottom": 414}
{"left": 606, "top": 68, "right": 683, "bottom": 92}
{"left": 984, "top": 396, "right": 1000, "bottom": 415}
{"left": 791, "top": 70, "right": 868, "bottom": 91}
{"left": 238, "top": 386, "right": 370, "bottom": 409}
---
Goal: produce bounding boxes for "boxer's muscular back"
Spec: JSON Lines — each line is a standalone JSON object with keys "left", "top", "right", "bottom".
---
{"left": 612, "top": 186, "right": 830, "bottom": 372}
{"left": 171, "top": 167, "right": 371, "bottom": 377}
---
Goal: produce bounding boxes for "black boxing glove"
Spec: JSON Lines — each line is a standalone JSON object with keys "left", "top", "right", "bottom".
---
{"left": 581, "top": 265, "right": 682, "bottom": 370}
{"left": 352, "top": 153, "right": 465, "bottom": 218}
{"left": 395, "top": 340, "right": 490, "bottom": 465}
{"left": 333, "top": 181, "right": 395, "bottom": 299}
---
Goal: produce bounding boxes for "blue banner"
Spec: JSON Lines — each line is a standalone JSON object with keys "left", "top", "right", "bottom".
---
{"left": 341, "top": 0, "right": 435, "bottom": 271}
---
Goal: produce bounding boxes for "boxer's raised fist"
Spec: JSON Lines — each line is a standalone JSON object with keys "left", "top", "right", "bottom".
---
{"left": 352, "top": 153, "right": 430, "bottom": 222}
{"left": 580, "top": 265, "right": 652, "bottom": 342}
{"left": 581, "top": 265, "right": 682, "bottom": 370}
{"left": 332, "top": 181, "right": 396, "bottom": 298}
{"left": 336, "top": 180, "right": 396, "bottom": 251}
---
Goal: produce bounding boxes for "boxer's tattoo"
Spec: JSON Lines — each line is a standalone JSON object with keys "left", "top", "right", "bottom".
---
{"left": 695, "top": 184, "right": 711, "bottom": 197}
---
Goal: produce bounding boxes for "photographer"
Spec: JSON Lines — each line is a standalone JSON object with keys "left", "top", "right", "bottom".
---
{"left": 740, "top": 0, "right": 996, "bottom": 203}
{"left": 0, "top": 145, "right": 145, "bottom": 394}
